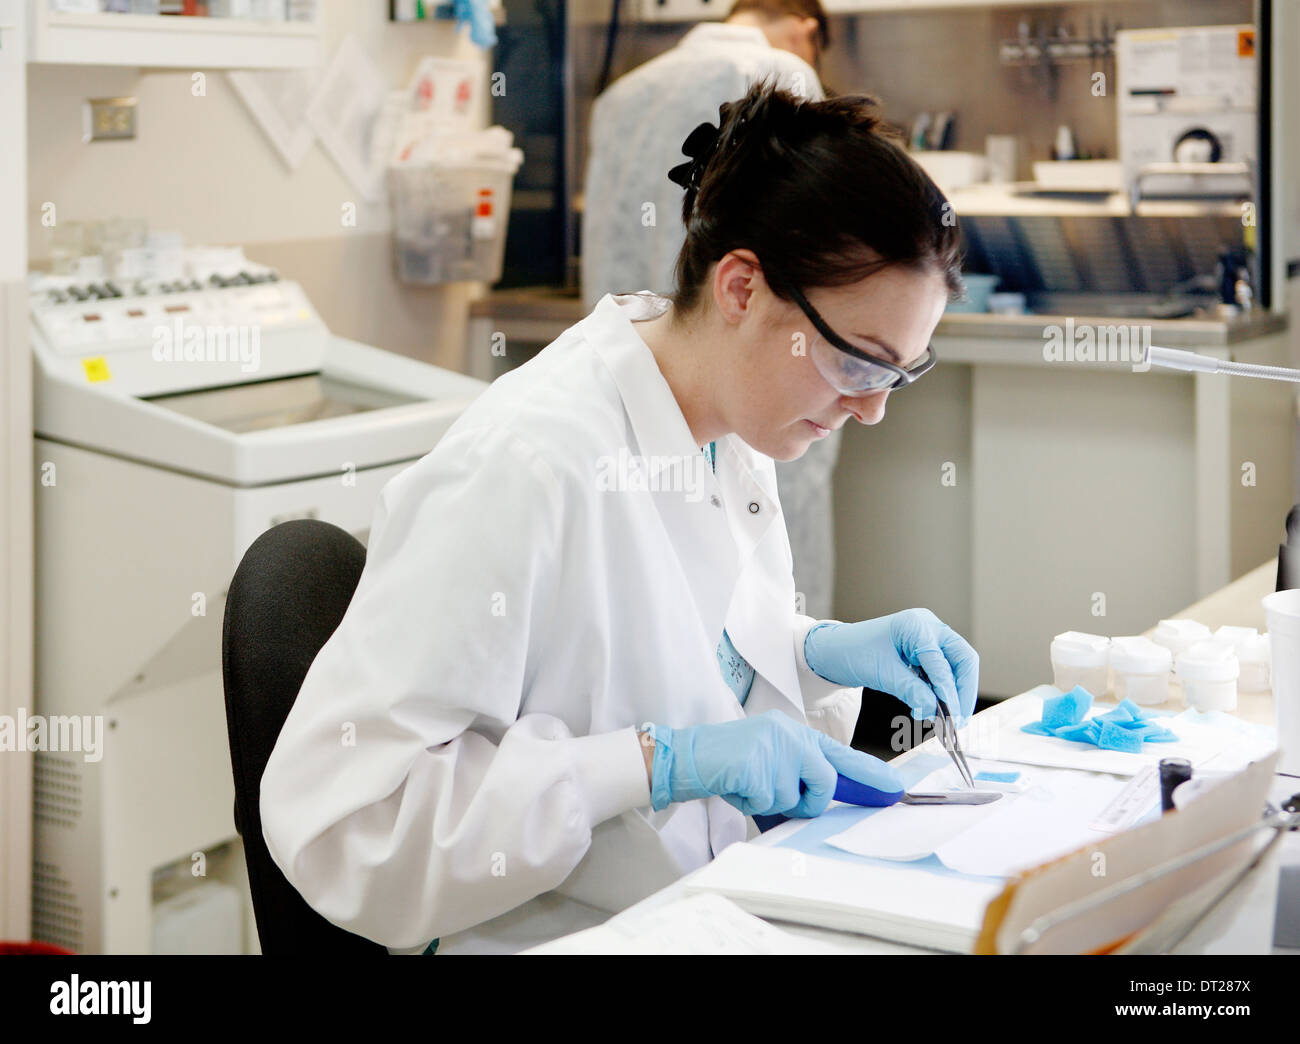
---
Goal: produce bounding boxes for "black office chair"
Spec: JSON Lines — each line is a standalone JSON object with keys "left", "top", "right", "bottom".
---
{"left": 1278, "top": 505, "right": 1300, "bottom": 592}
{"left": 222, "top": 519, "right": 389, "bottom": 955}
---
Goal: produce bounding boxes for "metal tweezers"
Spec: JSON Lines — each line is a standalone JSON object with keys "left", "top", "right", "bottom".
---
{"left": 933, "top": 697, "right": 975, "bottom": 789}
{"left": 909, "top": 664, "right": 977, "bottom": 791}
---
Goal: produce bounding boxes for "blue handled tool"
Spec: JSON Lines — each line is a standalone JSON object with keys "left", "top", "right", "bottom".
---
{"left": 754, "top": 775, "right": 999, "bottom": 831}
{"left": 835, "top": 773, "right": 1000, "bottom": 807}
{"left": 834, "top": 773, "right": 905, "bottom": 806}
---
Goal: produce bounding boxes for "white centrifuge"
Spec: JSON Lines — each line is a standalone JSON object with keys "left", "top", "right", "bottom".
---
{"left": 29, "top": 250, "right": 486, "bottom": 953}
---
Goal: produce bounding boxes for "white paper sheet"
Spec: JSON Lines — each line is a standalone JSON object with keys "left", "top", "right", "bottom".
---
{"left": 406, "top": 57, "right": 481, "bottom": 132}
{"left": 934, "top": 773, "right": 1127, "bottom": 877}
{"left": 684, "top": 842, "right": 1003, "bottom": 952}
{"left": 306, "top": 35, "right": 393, "bottom": 201}
{"left": 824, "top": 764, "right": 1010, "bottom": 861}
{"left": 522, "top": 892, "right": 849, "bottom": 955}
{"left": 825, "top": 763, "right": 1132, "bottom": 878}
{"left": 228, "top": 67, "right": 323, "bottom": 171}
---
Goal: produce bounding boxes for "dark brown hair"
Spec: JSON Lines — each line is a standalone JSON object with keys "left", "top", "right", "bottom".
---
{"left": 670, "top": 81, "right": 965, "bottom": 321}
{"left": 727, "top": 0, "right": 831, "bottom": 53}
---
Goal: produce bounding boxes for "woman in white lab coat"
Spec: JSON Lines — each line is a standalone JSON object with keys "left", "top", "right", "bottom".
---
{"left": 260, "top": 81, "right": 977, "bottom": 954}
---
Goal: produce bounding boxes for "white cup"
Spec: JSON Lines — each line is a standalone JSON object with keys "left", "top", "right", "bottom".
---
{"left": 1261, "top": 589, "right": 1300, "bottom": 775}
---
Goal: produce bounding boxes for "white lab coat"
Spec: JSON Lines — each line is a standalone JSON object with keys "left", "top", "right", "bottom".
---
{"left": 259, "top": 292, "right": 861, "bottom": 954}
{"left": 581, "top": 23, "right": 842, "bottom": 620}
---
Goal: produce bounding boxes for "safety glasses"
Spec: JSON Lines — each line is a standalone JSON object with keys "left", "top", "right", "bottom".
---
{"left": 771, "top": 272, "right": 938, "bottom": 396}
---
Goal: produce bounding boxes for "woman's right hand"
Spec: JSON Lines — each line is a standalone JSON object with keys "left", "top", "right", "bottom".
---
{"left": 644, "top": 710, "right": 904, "bottom": 817}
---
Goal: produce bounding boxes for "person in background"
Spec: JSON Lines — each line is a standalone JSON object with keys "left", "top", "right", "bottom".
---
{"left": 582, "top": 0, "right": 841, "bottom": 621}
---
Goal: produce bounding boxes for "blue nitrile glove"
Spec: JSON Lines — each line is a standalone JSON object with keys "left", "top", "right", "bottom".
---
{"left": 646, "top": 710, "right": 905, "bottom": 817}
{"left": 453, "top": 0, "right": 497, "bottom": 49}
{"left": 803, "top": 609, "right": 979, "bottom": 725}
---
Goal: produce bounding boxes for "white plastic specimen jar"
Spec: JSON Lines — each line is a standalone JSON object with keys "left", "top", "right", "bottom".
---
{"left": 1213, "top": 625, "right": 1271, "bottom": 693}
{"left": 1152, "top": 618, "right": 1212, "bottom": 658}
{"left": 1050, "top": 630, "right": 1110, "bottom": 697}
{"left": 1175, "top": 640, "right": 1240, "bottom": 712}
{"left": 1108, "top": 635, "right": 1173, "bottom": 706}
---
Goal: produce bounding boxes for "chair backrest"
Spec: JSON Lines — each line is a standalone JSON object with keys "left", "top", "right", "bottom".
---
{"left": 1279, "top": 505, "right": 1300, "bottom": 591}
{"left": 221, "top": 519, "right": 388, "bottom": 955}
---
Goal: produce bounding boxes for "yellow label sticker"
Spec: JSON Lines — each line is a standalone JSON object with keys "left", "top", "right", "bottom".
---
{"left": 82, "top": 357, "right": 111, "bottom": 383}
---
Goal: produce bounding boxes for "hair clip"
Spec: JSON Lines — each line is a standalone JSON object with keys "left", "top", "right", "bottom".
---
{"left": 667, "top": 119, "right": 722, "bottom": 192}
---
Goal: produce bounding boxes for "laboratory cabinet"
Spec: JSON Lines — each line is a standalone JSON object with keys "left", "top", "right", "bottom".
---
{"left": 27, "top": 1, "right": 324, "bottom": 68}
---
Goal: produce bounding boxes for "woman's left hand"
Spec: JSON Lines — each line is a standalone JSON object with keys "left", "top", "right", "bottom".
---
{"left": 803, "top": 609, "right": 979, "bottom": 725}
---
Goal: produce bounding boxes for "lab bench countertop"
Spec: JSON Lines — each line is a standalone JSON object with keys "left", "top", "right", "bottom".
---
{"left": 469, "top": 286, "right": 1287, "bottom": 349}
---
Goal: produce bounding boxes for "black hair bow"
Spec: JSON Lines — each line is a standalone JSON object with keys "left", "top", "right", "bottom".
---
{"left": 667, "top": 119, "right": 723, "bottom": 194}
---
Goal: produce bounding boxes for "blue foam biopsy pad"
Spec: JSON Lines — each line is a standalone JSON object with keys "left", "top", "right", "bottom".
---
{"left": 1021, "top": 687, "right": 1179, "bottom": 749}
{"left": 1097, "top": 719, "right": 1143, "bottom": 753}
{"left": 1041, "top": 685, "right": 1093, "bottom": 729}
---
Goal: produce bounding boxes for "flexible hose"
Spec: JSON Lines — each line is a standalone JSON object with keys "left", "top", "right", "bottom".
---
{"left": 1215, "top": 359, "right": 1300, "bottom": 382}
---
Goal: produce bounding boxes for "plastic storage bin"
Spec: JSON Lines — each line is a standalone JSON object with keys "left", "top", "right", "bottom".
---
{"left": 1050, "top": 630, "right": 1109, "bottom": 697}
{"left": 388, "top": 134, "right": 524, "bottom": 286}
{"left": 1108, "top": 635, "right": 1173, "bottom": 706}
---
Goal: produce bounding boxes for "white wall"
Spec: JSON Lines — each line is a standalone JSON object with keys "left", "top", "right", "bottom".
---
{"left": 26, "top": 0, "right": 490, "bottom": 366}
{"left": 0, "top": 0, "right": 32, "bottom": 950}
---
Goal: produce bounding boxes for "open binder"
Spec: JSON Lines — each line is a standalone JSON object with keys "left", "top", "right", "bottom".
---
{"left": 977, "top": 752, "right": 1296, "bottom": 954}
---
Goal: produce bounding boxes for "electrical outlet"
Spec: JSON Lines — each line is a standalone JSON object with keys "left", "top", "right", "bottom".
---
{"left": 84, "top": 97, "right": 137, "bottom": 142}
